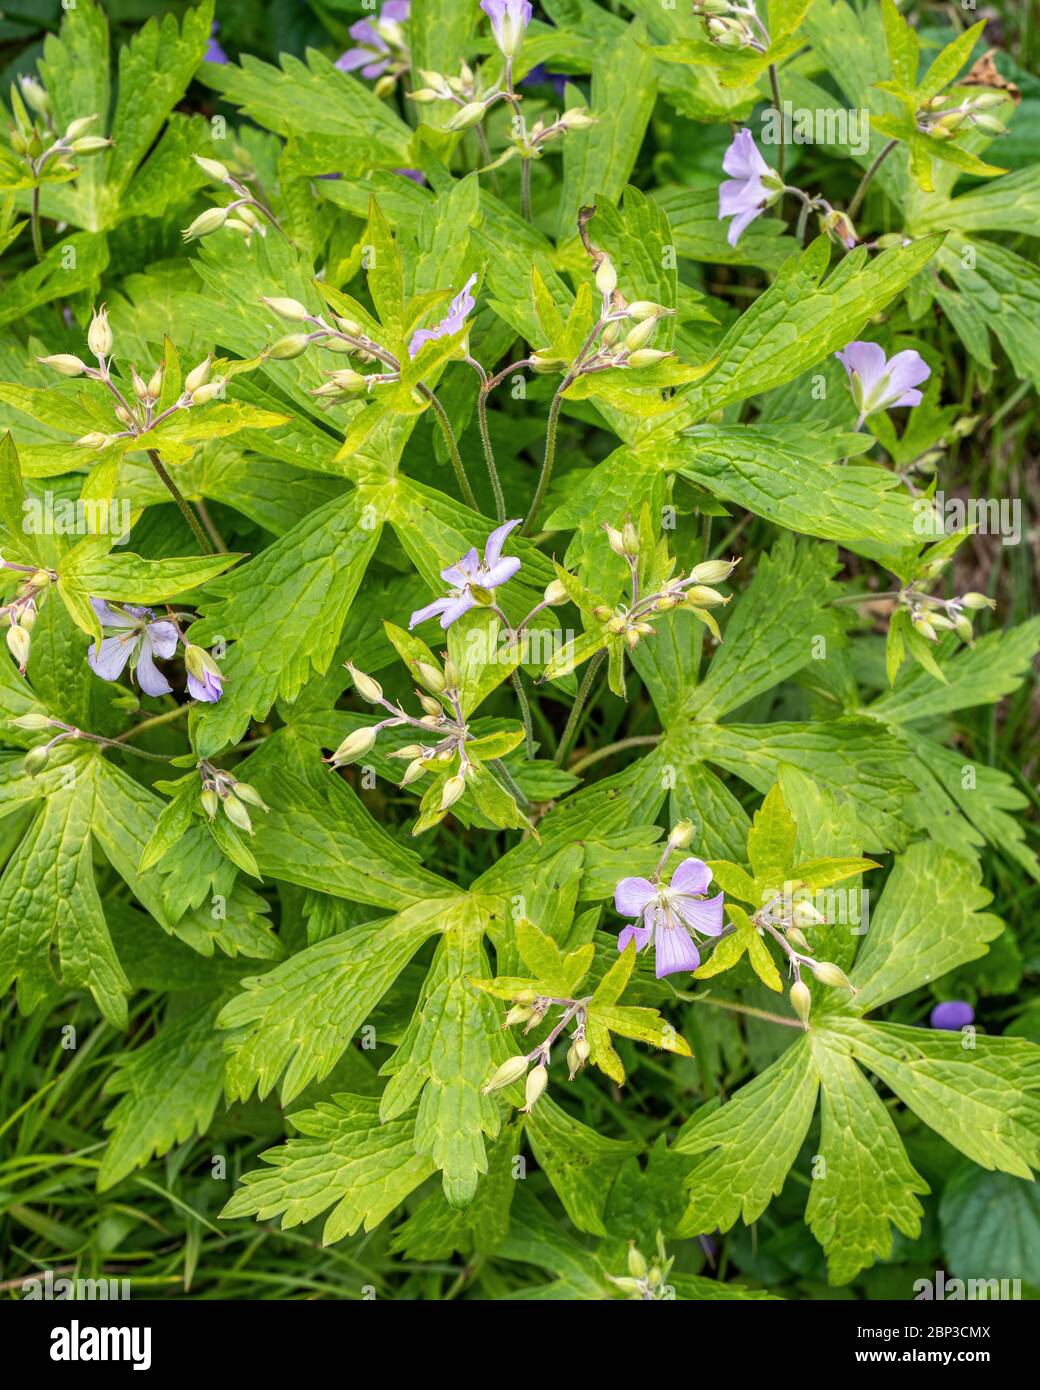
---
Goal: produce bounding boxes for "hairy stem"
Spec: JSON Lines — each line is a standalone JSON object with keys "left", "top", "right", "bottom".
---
{"left": 420, "top": 387, "right": 478, "bottom": 511}
{"left": 847, "top": 139, "right": 898, "bottom": 221}
{"left": 510, "top": 670, "right": 535, "bottom": 760}
{"left": 31, "top": 186, "right": 43, "bottom": 261}
{"left": 554, "top": 650, "right": 605, "bottom": 767}
{"left": 522, "top": 379, "right": 569, "bottom": 536}
{"left": 145, "top": 449, "right": 214, "bottom": 554}
{"left": 114, "top": 705, "right": 190, "bottom": 743}
{"left": 477, "top": 388, "right": 507, "bottom": 521}
{"left": 567, "top": 734, "right": 661, "bottom": 777}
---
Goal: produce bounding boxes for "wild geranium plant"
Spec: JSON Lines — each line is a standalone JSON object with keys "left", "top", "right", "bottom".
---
{"left": 0, "top": 0, "right": 1037, "bottom": 1306}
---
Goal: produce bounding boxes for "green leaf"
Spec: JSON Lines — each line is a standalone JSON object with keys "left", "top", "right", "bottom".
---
{"left": 524, "top": 1096, "right": 639, "bottom": 1236}
{"left": 221, "top": 1093, "right": 436, "bottom": 1244}
{"left": 98, "top": 999, "right": 225, "bottom": 1190}
{"left": 805, "top": 1031, "right": 928, "bottom": 1285}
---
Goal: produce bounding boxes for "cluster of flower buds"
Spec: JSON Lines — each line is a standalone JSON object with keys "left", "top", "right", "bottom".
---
{"left": 608, "top": 1236, "right": 676, "bottom": 1301}
{"left": 748, "top": 887, "right": 857, "bottom": 1028}
{"left": 37, "top": 307, "right": 223, "bottom": 451}
{"left": 7, "top": 74, "right": 111, "bottom": 180}
{"left": 0, "top": 562, "right": 51, "bottom": 674}
{"left": 591, "top": 525, "right": 739, "bottom": 650}
{"left": 916, "top": 90, "right": 1010, "bottom": 141}
{"left": 536, "top": 255, "right": 678, "bottom": 376}
{"left": 482, "top": 990, "right": 591, "bottom": 1112}
{"left": 198, "top": 761, "right": 269, "bottom": 835}
{"left": 259, "top": 296, "right": 409, "bottom": 400}
{"left": 183, "top": 154, "right": 283, "bottom": 244}
{"left": 8, "top": 713, "right": 87, "bottom": 775}
{"left": 693, "top": 0, "right": 770, "bottom": 54}
{"left": 901, "top": 582, "right": 994, "bottom": 646}
{"left": 328, "top": 657, "right": 475, "bottom": 812}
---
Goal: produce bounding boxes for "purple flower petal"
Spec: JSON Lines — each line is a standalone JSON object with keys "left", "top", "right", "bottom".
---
{"left": 618, "top": 922, "right": 652, "bottom": 953}
{"left": 674, "top": 890, "right": 725, "bottom": 938}
{"left": 135, "top": 636, "right": 174, "bottom": 697}
{"left": 336, "top": 48, "right": 374, "bottom": 73}
{"left": 382, "top": 0, "right": 411, "bottom": 21}
{"left": 484, "top": 517, "right": 521, "bottom": 568}
{"left": 88, "top": 633, "right": 138, "bottom": 682}
{"left": 483, "top": 555, "right": 522, "bottom": 589}
{"left": 654, "top": 922, "right": 701, "bottom": 978}
{"left": 930, "top": 1000, "right": 974, "bottom": 1031}
{"left": 670, "top": 857, "right": 712, "bottom": 897}
{"left": 90, "top": 597, "right": 139, "bottom": 629}
{"left": 438, "top": 594, "right": 477, "bottom": 628}
{"left": 409, "top": 596, "right": 452, "bottom": 629}
{"left": 188, "top": 668, "right": 223, "bottom": 703}
{"left": 147, "top": 620, "right": 178, "bottom": 660}
{"left": 885, "top": 349, "right": 931, "bottom": 402}
{"left": 408, "top": 274, "right": 477, "bottom": 359}
{"left": 718, "top": 130, "right": 775, "bottom": 247}
{"left": 615, "top": 876, "right": 657, "bottom": 917}
{"left": 441, "top": 549, "right": 480, "bottom": 586}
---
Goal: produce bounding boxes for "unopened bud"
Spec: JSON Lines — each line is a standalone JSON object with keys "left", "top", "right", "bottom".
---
{"left": 183, "top": 206, "right": 229, "bottom": 241}
{"left": 624, "top": 316, "right": 659, "bottom": 352}
{"left": 604, "top": 526, "right": 626, "bottom": 557}
{"left": 790, "top": 980, "right": 812, "bottom": 1026}
{"left": 481, "top": 1055, "right": 529, "bottom": 1094}
{"left": 6, "top": 623, "right": 30, "bottom": 671}
{"left": 522, "top": 1063, "right": 548, "bottom": 1112}
{"left": 912, "top": 614, "right": 938, "bottom": 642}
{"left": 87, "top": 305, "right": 113, "bottom": 358}
{"left": 621, "top": 522, "right": 639, "bottom": 556}
{"left": 793, "top": 899, "right": 826, "bottom": 928}
{"left": 37, "top": 353, "right": 87, "bottom": 377}
{"left": 954, "top": 614, "right": 974, "bottom": 644}
{"left": 346, "top": 662, "right": 383, "bottom": 703}
{"left": 184, "top": 355, "right": 212, "bottom": 394}
{"left": 684, "top": 585, "right": 726, "bottom": 607}
{"left": 9, "top": 712, "right": 52, "bottom": 731}
{"left": 440, "top": 774, "right": 466, "bottom": 812}
{"left": 505, "top": 1004, "right": 534, "bottom": 1027}
{"left": 75, "top": 432, "right": 114, "bottom": 450}
{"left": 544, "top": 579, "right": 569, "bottom": 607}
{"left": 400, "top": 757, "right": 428, "bottom": 787}
{"left": 147, "top": 364, "right": 163, "bottom": 398}
{"left": 223, "top": 793, "right": 253, "bottom": 835}
{"left": 627, "top": 1244, "right": 648, "bottom": 1279}
{"left": 669, "top": 820, "right": 695, "bottom": 849}
{"left": 691, "top": 558, "right": 737, "bottom": 584}
{"left": 445, "top": 101, "right": 487, "bottom": 131}
{"left": 418, "top": 693, "right": 443, "bottom": 717}
{"left": 960, "top": 592, "right": 995, "bottom": 611}
{"left": 592, "top": 605, "right": 613, "bottom": 622}
{"left": 262, "top": 296, "right": 311, "bottom": 322}
{"left": 328, "top": 369, "right": 368, "bottom": 393}
{"left": 70, "top": 136, "right": 111, "bottom": 155}
{"left": 560, "top": 107, "right": 597, "bottom": 130}
{"left": 233, "top": 782, "right": 269, "bottom": 812}
{"left": 190, "top": 379, "right": 225, "bottom": 406}
{"left": 627, "top": 348, "right": 674, "bottom": 368}
{"left": 415, "top": 662, "right": 446, "bottom": 694}
{"left": 813, "top": 961, "right": 854, "bottom": 991}
{"left": 328, "top": 726, "right": 378, "bottom": 766}
{"left": 200, "top": 787, "right": 219, "bottom": 818}
{"left": 23, "top": 744, "right": 51, "bottom": 775}
{"left": 268, "top": 334, "right": 311, "bottom": 360}
{"left": 595, "top": 258, "right": 618, "bottom": 296}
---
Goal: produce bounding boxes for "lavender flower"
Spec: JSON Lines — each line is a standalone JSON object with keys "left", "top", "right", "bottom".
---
{"left": 408, "top": 273, "right": 477, "bottom": 359}
{"left": 409, "top": 519, "right": 522, "bottom": 630}
{"left": 614, "top": 858, "right": 724, "bottom": 979}
{"left": 86, "top": 600, "right": 178, "bottom": 697}
{"left": 481, "top": 0, "right": 533, "bottom": 59}
{"left": 718, "top": 129, "right": 780, "bottom": 247}
{"left": 930, "top": 1000, "right": 974, "bottom": 1031}
{"left": 184, "top": 644, "right": 224, "bottom": 703}
{"left": 836, "top": 341, "right": 931, "bottom": 424}
{"left": 336, "top": 0, "right": 410, "bottom": 79}
{"left": 205, "top": 21, "right": 228, "bottom": 64}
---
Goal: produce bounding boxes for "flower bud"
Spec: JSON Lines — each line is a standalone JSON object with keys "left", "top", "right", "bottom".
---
{"left": 200, "top": 787, "right": 219, "bottom": 818}
{"left": 399, "top": 757, "right": 428, "bottom": 788}
{"left": 233, "top": 782, "right": 269, "bottom": 812}
{"left": 193, "top": 154, "right": 230, "bottom": 182}
{"left": 592, "top": 605, "right": 613, "bottom": 622}
{"left": 328, "top": 726, "right": 378, "bottom": 766}
{"left": 223, "top": 793, "right": 253, "bottom": 835}
{"left": 621, "top": 521, "right": 639, "bottom": 556}
{"left": 627, "top": 1243, "right": 648, "bottom": 1279}
{"left": 409, "top": 88, "right": 440, "bottom": 104}
{"left": 23, "top": 744, "right": 51, "bottom": 776}
{"left": 691, "top": 558, "right": 737, "bottom": 585}
{"left": 418, "top": 694, "right": 443, "bottom": 718}
{"left": 268, "top": 333, "right": 312, "bottom": 360}
{"left": 183, "top": 206, "right": 229, "bottom": 241}
{"left": 147, "top": 364, "right": 163, "bottom": 398}
{"left": 529, "top": 350, "right": 567, "bottom": 374}
{"left": 787, "top": 926, "right": 811, "bottom": 951}
{"left": 70, "top": 136, "right": 111, "bottom": 154}
{"left": 813, "top": 961, "right": 854, "bottom": 990}
{"left": 560, "top": 107, "right": 597, "bottom": 130}
{"left": 75, "top": 432, "right": 115, "bottom": 450}
{"left": 624, "top": 629, "right": 641, "bottom": 650}
{"left": 505, "top": 1004, "right": 534, "bottom": 1027}
{"left": 64, "top": 116, "right": 99, "bottom": 144}
{"left": 183, "top": 355, "right": 212, "bottom": 394}
{"left": 481, "top": 1055, "right": 529, "bottom": 1094}
{"left": 6, "top": 623, "right": 30, "bottom": 671}
{"left": 328, "top": 369, "right": 368, "bottom": 393}
{"left": 911, "top": 614, "right": 937, "bottom": 642}
{"left": 792, "top": 899, "right": 826, "bottom": 928}
{"left": 415, "top": 661, "right": 446, "bottom": 694}
{"left": 262, "top": 296, "right": 311, "bottom": 322}
{"left": 960, "top": 592, "right": 995, "bottom": 611}
{"left": 19, "top": 75, "right": 49, "bottom": 114}
{"left": 131, "top": 365, "right": 150, "bottom": 401}
{"left": 627, "top": 301, "right": 671, "bottom": 321}
{"left": 443, "top": 659, "right": 460, "bottom": 689}
{"left": 346, "top": 662, "right": 383, "bottom": 703}
{"left": 954, "top": 613, "right": 974, "bottom": 644}
{"left": 543, "top": 579, "right": 569, "bottom": 607}
{"left": 9, "top": 712, "right": 52, "bottom": 731}
{"left": 440, "top": 774, "right": 467, "bottom": 812}
{"left": 684, "top": 585, "right": 726, "bottom": 607}
{"left": 669, "top": 820, "right": 695, "bottom": 849}
{"left": 627, "top": 348, "right": 674, "bottom": 368}
{"left": 595, "top": 257, "right": 618, "bottom": 296}
{"left": 190, "top": 380, "right": 225, "bottom": 406}
{"left": 37, "top": 353, "right": 87, "bottom": 377}
{"left": 624, "top": 316, "right": 659, "bottom": 353}
{"left": 445, "top": 101, "right": 487, "bottom": 131}
{"left": 604, "top": 525, "right": 627, "bottom": 557}
{"left": 87, "top": 305, "right": 113, "bottom": 358}
{"left": 790, "top": 980, "right": 812, "bottom": 1026}
{"left": 522, "top": 1063, "right": 548, "bottom": 1112}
